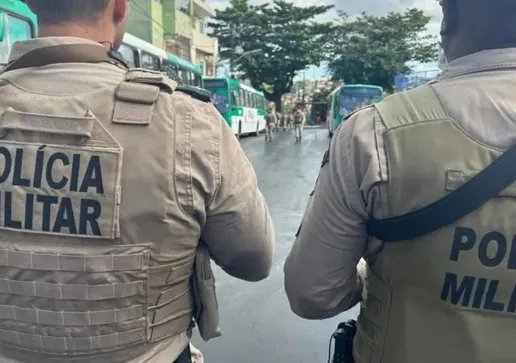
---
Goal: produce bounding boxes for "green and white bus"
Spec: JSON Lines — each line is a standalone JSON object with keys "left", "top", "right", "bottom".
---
{"left": 203, "top": 77, "right": 267, "bottom": 137}
{"left": 0, "top": 0, "right": 37, "bottom": 66}
{"left": 327, "top": 84, "right": 384, "bottom": 137}
{"left": 119, "top": 33, "right": 203, "bottom": 87}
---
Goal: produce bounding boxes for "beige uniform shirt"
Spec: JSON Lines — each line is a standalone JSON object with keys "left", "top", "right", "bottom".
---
{"left": 284, "top": 48, "right": 516, "bottom": 319}
{"left": 0, "top": 37, "right": 274, "bottom": 362}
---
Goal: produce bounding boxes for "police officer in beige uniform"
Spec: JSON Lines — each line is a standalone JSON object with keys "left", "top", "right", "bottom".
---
{"left": 265, "top": 103, "right": 277, "bottom": 142}
{"left": 292, "top": 106, "right": 305, "bottom": 143}
{"left": 284, "top": 0, "right": 516, "bottom": 362}
{"left": 0, "top": 1, "right": 275, "bottom": 362}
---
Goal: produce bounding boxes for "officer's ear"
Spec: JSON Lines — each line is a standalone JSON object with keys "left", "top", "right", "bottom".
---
{"left": 113, "top": 0, "right": 129, "bottom": 25}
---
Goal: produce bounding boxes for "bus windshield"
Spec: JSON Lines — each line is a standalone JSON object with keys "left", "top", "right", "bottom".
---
{"left": 340, "top": 87, "right": 383, "bottom": 116}
{"left": 204, "top": 79, "right": 231, "bottom": 114}
{"left": 211, "top": 91, "right": 230, "bottom": 114}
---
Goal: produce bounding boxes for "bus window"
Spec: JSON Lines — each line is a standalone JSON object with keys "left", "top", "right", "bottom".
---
{"left": 0, "top": 14, "right": 32, "bottom": 65}
{"left": 161, "top": 61, "right": 182, "bottom": 82}
{"left": 193, "top": 74, "right": 202, "bottom": 87}
{"left": 118, "top": 44, "right": 136, "bottom": 66}
{"left": 7, "top": 15, "right": 32, "bottom": 46}
{"left": 244, "top": 90, "right": 250, "bottom": 108}
{"left": 0, "top": 13, "right": 8, "bottom": 64}
{"left": 231, "top": 90, "right": 238, "bottom": 107}
{"left": 178, "top": 69, "right": 189, "bottom": 85}
{"left": 140, "top": 51, "right": 160, "bottom": 70}
{"left": 237, "top": 88, "right": 245, "bottom": 107}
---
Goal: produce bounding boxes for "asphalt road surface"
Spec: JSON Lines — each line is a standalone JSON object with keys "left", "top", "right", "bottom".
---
{"left": 192, "top": 127, "right": 360, "bottom": 363}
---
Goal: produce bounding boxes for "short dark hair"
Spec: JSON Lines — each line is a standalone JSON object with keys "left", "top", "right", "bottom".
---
{"left": 29, "top": 0, "right": 110, "bottom": 24}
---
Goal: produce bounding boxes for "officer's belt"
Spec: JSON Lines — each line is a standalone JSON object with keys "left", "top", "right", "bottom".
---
{"left": 1, "top": 44, "right": 125, "bottom": 73}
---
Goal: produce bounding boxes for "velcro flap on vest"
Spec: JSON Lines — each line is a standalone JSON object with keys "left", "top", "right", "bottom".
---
{"left": 112, "top": 82, "right": 159, "bottom": 125}
{"left": 0, "top": 108, "right": 94, "bottom": 139}
{"left": 116, "top": 82, "right": 159, "bottom": 105}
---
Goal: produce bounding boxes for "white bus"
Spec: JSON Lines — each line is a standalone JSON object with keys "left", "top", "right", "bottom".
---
{"left": 119, "top": 33, "right": 203, "bottom": 87}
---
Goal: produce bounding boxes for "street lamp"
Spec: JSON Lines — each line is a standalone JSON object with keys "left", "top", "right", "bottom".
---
{"left": 229, "top": 48, "right": 263, "bottom": 77}
{"left": 234, "top": 49, "right": 262, "bottom": 64}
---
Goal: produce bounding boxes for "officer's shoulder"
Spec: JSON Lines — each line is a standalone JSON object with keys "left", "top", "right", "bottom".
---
{"left": 341, "top": 104, "right": 375, "bottom": 123}
{"left": 379, "top": 80, "right": 439, "bottom": 105}
{"left": 175, "top": 85, "right": 212, "bottom": 103}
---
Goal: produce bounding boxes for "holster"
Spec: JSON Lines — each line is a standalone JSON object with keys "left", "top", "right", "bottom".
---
{"left": 191, "top": 243, "right": 222, "bottom": 341}
{"left": 331, "top": 320, "right": 357, "bottom": 363}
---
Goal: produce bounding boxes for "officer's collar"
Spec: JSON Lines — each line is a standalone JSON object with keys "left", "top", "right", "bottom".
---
{"left": 9, "top": 37, "right": 106, "bottom": 63}
{"left": 439, "top": 48, "right": 516, "bottom": 80}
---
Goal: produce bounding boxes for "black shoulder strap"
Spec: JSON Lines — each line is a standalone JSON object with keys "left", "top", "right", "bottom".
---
{"left": 1, "top": 44, "right": 128, "bottom": 73}
{"left": 176, "top": 85, "right": 212, "bottom": 103}
{"left": 367, "top": 143, "right": 516, "bottom": 242}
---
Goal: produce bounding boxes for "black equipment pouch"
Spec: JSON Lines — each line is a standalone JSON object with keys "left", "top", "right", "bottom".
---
{"left": 173, "top": 344, "right": 192, "bottom": 363}
{"left": 328, "top": 320, "right": 357, "bottom": 363}
{"left": 329, "top": 141, "right": 516, "bottom": 362}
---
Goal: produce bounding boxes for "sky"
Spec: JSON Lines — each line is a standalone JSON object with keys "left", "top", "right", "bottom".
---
{"left": 213, "top": 0, "right": 443, "bottom": 79}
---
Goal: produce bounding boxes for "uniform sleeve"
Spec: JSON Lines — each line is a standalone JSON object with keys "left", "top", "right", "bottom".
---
{"left": 200, "top": 106, "right": 275, "bottom": 282}
{"left": 284, "top": 107, "right": 380, "bottom": 320}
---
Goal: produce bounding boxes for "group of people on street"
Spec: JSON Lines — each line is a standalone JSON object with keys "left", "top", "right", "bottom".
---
{"left": 265, "top": 102, "right": 306, "bottom": 143}
{"left": 0, "top": 0, "right": 515, "bottom": 363}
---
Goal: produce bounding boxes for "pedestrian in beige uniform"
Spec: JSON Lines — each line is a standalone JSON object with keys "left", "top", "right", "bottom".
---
{"left": 292, "top": 107, "right": 305, "bottom": 143}
{"left": 265, "top": 103, "right": 277, "bottom": 142}
{"left": 0, "top": 1, "right": 275, "bottom": 363}
{"left": 284, "top": 0, "right": 516, "bottom": 362}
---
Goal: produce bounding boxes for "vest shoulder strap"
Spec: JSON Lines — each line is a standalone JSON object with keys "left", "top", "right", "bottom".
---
{"left": 374, "top": 84, "right": 448, "bottom": 129}
{"left": 176, "top": 85, "right": 212, "bottom": 103}
{"left": 0, "top": 44, "right": 127, "bottom": 73}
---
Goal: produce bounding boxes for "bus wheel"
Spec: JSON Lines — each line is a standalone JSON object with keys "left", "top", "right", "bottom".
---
{"left": 254, "top": 121, "right": 260, "bottom": 136}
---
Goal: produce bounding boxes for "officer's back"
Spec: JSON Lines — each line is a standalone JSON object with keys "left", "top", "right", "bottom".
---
{"left": 0, "top": 1, "right": 274, "bottom": 362}
{"left": 284, "top": 0, "right": 516, "bottom": 362}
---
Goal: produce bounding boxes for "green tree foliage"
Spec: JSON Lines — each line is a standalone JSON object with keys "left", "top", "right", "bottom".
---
{"left": 328, "top": 9, "right": 438, "bottom": 91}
{"left": 209, "top": 0, "right": 333, "bottom": 110}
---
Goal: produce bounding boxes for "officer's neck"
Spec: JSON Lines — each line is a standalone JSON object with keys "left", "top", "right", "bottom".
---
{"left": 38, "top": 23, "right": 114, "bottom": 50}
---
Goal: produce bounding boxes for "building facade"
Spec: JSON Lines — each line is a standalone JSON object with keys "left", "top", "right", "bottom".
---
{"left": 127, "top": 0, "right": 218, "bottom": 77}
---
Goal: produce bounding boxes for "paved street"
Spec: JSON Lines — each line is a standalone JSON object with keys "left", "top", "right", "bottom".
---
{"left": 192, "top": 127, "right": 360, "bottom": 362}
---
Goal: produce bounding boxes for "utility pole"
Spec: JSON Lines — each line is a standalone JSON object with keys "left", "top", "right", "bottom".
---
{"left": 229, "top": 25, "right": 235, "bottom": 78}
{"left": 302, "top": 70, "right": 306, "bottom": 106}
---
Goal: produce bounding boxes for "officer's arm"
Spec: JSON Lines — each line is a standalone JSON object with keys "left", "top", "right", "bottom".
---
{"left": 201, "top": 106, "right": 275, "bottom": 282}
{"left": 284, "top": 107, "right": 378, "bottom": 320}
